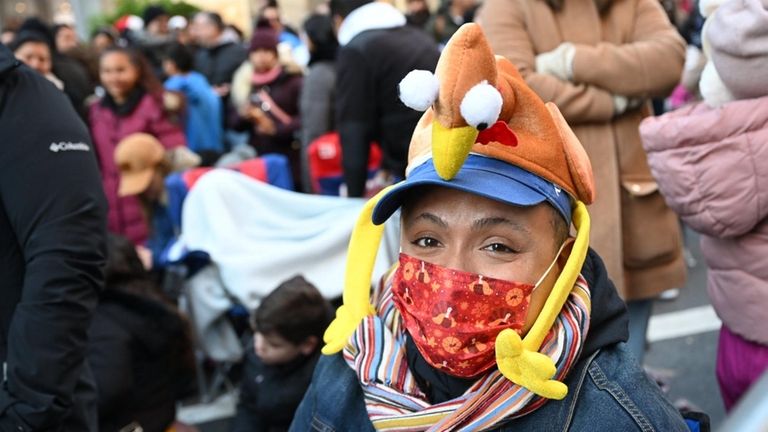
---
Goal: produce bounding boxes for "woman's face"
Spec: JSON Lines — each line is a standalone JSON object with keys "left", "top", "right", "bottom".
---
{"left": 254, "top": 331, "right": 303, "bottom": 365}
{"left": 56, "top": 27, "right": 78, "bottom": 53}
{"left": 99, "top": 51, "right": 140, "bottom": 100}
{"left": 14, "top": 41, "right": 52, "bottom": 75}
{"left": 250, "top": 49, "right": 278, "bottom": 73}
{"left": 400, "top": 186, "right": 566, "bottom": 334}
{"left": 92, "top": 34, "right": 113, "bottom": 54}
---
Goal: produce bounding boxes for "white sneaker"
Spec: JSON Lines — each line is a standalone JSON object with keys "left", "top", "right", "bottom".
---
{"left": 658, "top": 288, "right": 680, "bottom": 301}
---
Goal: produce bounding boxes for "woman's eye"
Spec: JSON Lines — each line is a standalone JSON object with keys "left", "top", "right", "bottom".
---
{"left": 413, "top": 237, "right": 441, "bottom": 248}
{"left": 483, "top": 243, "right": 516, "bottom": 253}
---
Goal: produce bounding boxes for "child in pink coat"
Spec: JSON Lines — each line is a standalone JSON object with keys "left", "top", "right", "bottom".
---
{"left": 640, "top": 0, "right": 768, "bottom": 411}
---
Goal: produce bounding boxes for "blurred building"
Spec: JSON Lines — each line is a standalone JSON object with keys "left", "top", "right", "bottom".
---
{"left": 0, "top": 0, "right": 111, "bottom": 38}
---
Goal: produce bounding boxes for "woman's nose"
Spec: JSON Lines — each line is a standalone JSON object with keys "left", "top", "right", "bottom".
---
{"left": 442, "top": 249, "right": 477, "bottom": 274}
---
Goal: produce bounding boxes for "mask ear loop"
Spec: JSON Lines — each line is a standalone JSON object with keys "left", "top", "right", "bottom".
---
{"left": 525, "top": 201, "right": 590, "bottom": 350}
{"left": 495, "top": 201, "right": 591, "bottom": 400}
{"left": 533, "top": 237, "right": 574, "bottom": 289}
{"left": 322, "top": 184, "right": 398, "bottom": 355}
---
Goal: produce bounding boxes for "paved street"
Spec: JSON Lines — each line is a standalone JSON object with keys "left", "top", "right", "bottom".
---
{"left": 645, "top": 229, "right": 726, "bottom": 427}
{"left": 190, "top": 229, "right": 727, "bottom": 431}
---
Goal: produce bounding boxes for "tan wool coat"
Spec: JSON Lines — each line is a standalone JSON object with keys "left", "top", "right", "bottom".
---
{"left": 478, "top": 0, "right": 687, "bottom": 299}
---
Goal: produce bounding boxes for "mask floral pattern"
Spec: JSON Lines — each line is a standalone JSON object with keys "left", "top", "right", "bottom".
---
{"left": 391, "top": 253, "right": 534, "bottom": 377}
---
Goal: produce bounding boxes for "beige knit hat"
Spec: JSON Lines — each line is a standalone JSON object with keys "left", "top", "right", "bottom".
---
{"left": 705, "top": 0, "right": 768, "bottom": 100}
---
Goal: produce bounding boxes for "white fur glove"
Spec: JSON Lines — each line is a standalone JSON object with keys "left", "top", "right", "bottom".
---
{"left": 612, "top": 95, "right": 629, "bottom": 115}
{"left": 535, "top": 43, "right": 576, "bottom": 81}
{"left": 612, "top": 95, "right": 645, "bottom": 116}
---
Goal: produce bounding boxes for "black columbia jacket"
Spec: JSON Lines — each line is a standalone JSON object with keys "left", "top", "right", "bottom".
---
{"left": 0, "top": 43, "right": 107, "bottom": 431}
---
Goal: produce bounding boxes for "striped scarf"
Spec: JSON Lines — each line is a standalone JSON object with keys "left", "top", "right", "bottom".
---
{"left": 343, "top": 274, "right": 591, "bottom": 431}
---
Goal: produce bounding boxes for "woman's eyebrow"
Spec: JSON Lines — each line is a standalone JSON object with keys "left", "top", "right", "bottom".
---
{"left": 414, "top": 212, "right": 448, "bottom": 228}
{"left": 472, "top": 217, "right": 530, "bottom": 233}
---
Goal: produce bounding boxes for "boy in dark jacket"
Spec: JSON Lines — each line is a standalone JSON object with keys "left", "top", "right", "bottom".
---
{"left": 231, "top": 276, "right": 332, "bottom": 432}
{"left": 290, "top": 25, "right": 693, "bottom": 431}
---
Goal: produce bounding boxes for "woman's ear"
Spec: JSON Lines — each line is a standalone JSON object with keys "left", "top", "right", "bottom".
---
{"left": 299, "top": 336, "right": 320, "bottom": 356}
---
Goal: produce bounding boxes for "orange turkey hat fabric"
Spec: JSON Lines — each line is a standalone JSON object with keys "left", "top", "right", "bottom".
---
{"left": 404, "top": 24, "right": 596, "bottom": 206}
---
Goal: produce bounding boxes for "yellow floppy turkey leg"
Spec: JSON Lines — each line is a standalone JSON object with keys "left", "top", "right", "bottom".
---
{"left": 322, "top": 185, "right": 398, "bottom": 355}
{"left": 496, "top": 201, "right": 591, "bottom": 400}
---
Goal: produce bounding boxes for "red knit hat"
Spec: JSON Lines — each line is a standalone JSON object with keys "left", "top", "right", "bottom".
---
{"left": 249, "top": 26, "right": 279, "bottom": 52}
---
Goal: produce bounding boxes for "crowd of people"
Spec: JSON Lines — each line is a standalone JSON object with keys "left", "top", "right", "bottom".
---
{"left": 0, "top": 0, "right": 766, "bottom": 429}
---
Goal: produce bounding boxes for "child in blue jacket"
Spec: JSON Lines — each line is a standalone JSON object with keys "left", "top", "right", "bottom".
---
{"left": 163, "top": 43, "right": 224, "bottom": 154}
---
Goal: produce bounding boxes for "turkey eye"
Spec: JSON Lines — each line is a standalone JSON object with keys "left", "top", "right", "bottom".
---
{"left": 460, "top": 81, "right": 503, "bottom": 130}
{"left": 398, "top": 70, "right": 440, "bottom": 112}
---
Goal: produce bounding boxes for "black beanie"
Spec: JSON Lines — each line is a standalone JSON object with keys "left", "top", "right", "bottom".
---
{"left": 143, "top": 5, "right": 168, "bottom": 26}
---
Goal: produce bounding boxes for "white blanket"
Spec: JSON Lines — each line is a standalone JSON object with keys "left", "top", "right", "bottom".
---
{"left": 179, "top": 169, "right": 400, "bottom": 310}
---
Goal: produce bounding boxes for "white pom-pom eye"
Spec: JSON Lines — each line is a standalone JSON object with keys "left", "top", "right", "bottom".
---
{"left": 399, "top": 70, "right": 440, "bottom": 112}
{"left": 127, "top": 15, "right": 145, "bottom": 31}
{"left": 460, "top": 81, "right": 503, "bottom": 131}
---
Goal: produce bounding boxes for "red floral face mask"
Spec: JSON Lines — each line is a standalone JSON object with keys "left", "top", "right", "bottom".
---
{"left": 392, "top": 252, "right": 557, "bottom": 378}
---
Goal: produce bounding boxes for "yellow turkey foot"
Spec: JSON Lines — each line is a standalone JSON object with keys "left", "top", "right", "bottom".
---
{"left": 495, "top": 328, "right": 568, "bottom": 400}
{"left": 322, "top": 303, "right": 376, "bottom": 354}
{"left": 321, "top": 185, "right": 397, "bottom": 355}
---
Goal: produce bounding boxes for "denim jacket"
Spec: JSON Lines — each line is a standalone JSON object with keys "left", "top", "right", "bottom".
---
{"left": 289, "top": 342, "right": 689, "bottom": 432}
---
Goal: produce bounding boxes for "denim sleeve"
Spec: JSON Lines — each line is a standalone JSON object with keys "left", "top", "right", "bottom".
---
{"left": 289, "top": 354, "right": 374, "bottom": 432}
{"left": 574, "top": 343, "right": 690, "bottom": 432}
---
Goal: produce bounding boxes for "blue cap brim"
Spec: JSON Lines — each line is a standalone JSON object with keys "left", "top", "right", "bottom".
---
{"left": 372, "top": 154, "right": 572, "bottom": 226}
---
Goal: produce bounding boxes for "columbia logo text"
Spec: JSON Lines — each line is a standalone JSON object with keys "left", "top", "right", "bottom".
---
{"left": 49, "top": 142, "right": 90, "bottom": 153}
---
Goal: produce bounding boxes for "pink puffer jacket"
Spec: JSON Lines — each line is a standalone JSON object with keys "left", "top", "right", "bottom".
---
{"left": 640, "top": 97, "right": 768, "bottom": 344}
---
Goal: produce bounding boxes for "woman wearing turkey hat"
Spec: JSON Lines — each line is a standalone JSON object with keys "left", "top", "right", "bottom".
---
{"left": 289, "top": 24, "right": 692, "bottom": 431}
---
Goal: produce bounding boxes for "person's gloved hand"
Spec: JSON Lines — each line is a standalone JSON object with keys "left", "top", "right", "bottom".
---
{"left": 612, "top": 94, "right": 645, "bottom": 116}
{"left": 612, "top": 94, "right": 629, "bottom": 115}
{"left": 535, "top": 43, "right": 576, "bottom": 81}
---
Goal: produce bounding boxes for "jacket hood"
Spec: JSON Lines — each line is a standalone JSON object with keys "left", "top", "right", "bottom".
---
{"left": 579, "top": 248, "right": 629, "bottom": 357}
{"left": 0, "top": 43, "right": 20, "bottom": 79}
{"left": 337, "top": 2, "right": 407, "bottom": 46}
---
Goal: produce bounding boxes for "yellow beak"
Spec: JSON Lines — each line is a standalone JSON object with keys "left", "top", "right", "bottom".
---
{"left": 431, "top": 121, "right": 479, "bottom": 180}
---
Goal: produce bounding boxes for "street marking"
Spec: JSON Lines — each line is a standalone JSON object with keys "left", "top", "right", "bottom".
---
{"left": 647, "top": 305, "right": 721, "bottom": 343}
{"left": 178, "top": 391, "right": 237, "bottom": 424}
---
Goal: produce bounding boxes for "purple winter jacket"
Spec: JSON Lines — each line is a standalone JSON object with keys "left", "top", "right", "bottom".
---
{"left": 89, "top": 92, "right": 185, "bottom": 245}
{"left": 640, "top": 97, "right": 768, "bottom": 344}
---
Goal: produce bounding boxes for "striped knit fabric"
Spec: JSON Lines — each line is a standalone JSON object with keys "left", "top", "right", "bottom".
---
{"left": 343, "top": 274, "right": 592, "bottom": 431}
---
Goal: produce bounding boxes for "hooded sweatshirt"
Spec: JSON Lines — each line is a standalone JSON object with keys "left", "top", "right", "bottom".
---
{"left": 335, "top": 2, "right": 440, "bottom": 196}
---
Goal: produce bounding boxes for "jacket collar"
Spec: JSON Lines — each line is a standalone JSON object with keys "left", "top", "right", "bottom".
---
{"left": 337, "top": 2, "right": 407, "bottom": 46}
{"left": 101, "top": 87, "right": 146, "bottom": 117}
{"left": 0, "top": 43, "right": 20, "bottom": 80}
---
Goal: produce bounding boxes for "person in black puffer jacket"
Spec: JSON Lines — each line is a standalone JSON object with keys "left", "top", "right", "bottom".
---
{"left": 88, "top": 235, "right": 195, "bottom": 432}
